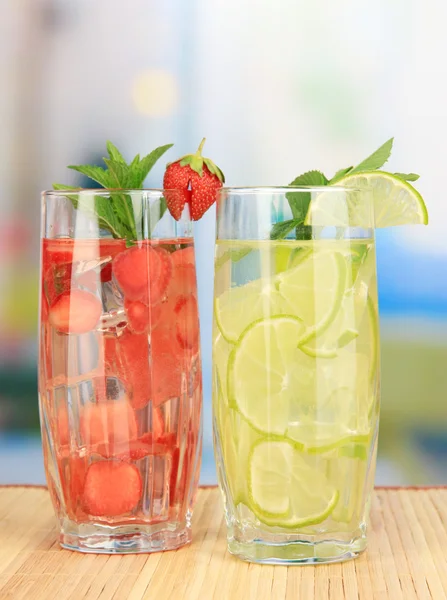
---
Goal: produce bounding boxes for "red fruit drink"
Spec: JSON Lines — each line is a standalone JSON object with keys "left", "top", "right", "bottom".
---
{"left": 39, "top": 237, "right": 202, "bottom": 552}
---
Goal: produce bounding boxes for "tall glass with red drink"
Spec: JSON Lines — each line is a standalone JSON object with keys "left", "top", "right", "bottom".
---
{"left": 39, "top": 189, "right": 202, "bottom": 553}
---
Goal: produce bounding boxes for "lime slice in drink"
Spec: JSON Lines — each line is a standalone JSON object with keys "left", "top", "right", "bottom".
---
{"left": 248, "top": 439, "right": 339, "bottom": 528}
{"left": 356, "top": 296, "right": 379, "bottom": 383}
{"left": 213, "top": 331, "right": 234, "bottom": 401}
{"left": 226, "top": 411, "right": 261, "bottom": 505}
{"left": 299, "top": 277, "right": 368, "bottom": 358}
{"left": 228, "top": 316, "right": 308, "bottom": 435}
{"left": 277, "top": 250, "right": 347, "bottom": 344}
{"left": 215, "top": 279, "right": 288, "bottom": 343}
{"left": 304, "top": 171, "right": 428, "bottom": 228}
{"left": 329, "top": 452, "right": 368, "bottom": 525}
{"left": 286, "top": 351, "right": 372, "bottom": 451}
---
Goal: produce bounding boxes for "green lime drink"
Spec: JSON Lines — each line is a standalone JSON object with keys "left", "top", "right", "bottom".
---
{"left": 212, "top": 155, "right": 427, "bottom": 564}
{"left": 213, "top": 235, "right": 379, "bottom": 562}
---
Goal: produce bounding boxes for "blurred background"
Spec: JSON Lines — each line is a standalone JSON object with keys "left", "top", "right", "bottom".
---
{"left": 1, "top": 0, "right": 446, "bottom": 485}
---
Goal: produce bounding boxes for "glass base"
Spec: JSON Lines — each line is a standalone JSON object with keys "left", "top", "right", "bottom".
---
{"left": 227, "top": 534, "right": 367, "bottom": 565}
{"left": 59, "top": 519, "right": 191, "bottom": 554}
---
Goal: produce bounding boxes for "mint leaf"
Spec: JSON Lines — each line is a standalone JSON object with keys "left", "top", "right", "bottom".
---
{"left": 109, "top": 192, "right": 137, "bottom": 238}
{"left": 329, "top": 166, "right": 353, "bottom": 184}
{"left": 270, "top": 219, "right": 302, "bottom": 240}
{"left": 130, "top": 154, "right": 140, "bottom": 170}
{"left": 68, "top": 165, "right": 112, "bottom": 188}
{"left": 56, "top": 142, "right": 174, "bottom": 241}
{"left": 136, "top": 144, "right": 174, "bottom": 187}
{"left": 289, "top": 170, "right": 328, "bottom": 187}
{"left": 394, "top": 172, "right": 420, "bottom": 182}
{"left": 103, "top": 159, "right": 132, "bottom": 188}
{"left": 349, "top": 138, "right": 393, "bottom": 174}
{"left": 106, "top": 141, "right": 126, "bottom": 164}
{"left": 286, "top": 171, "right": 327, "bottom": 225}
{"left": 52, "top": 183, "right": 81, "bottom": 209}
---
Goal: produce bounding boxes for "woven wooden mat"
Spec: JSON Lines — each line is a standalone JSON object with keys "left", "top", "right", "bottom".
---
{"left": 0, "top": 486, "right": 446, "bottom": 599}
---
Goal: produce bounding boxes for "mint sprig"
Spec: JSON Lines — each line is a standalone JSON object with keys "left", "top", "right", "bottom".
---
{"left": 53, "top": 141, "right": 173, "bottom": 241}
{"left": 271, "top": 137, "right": 420, "bottom": 240}
{"left": 329, "top": 137, "right": 394, "bottom": 183}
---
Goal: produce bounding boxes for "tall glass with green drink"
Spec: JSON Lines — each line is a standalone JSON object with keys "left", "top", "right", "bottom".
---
{"left": 212, "top": 186, "right": 380, "bottom": 564}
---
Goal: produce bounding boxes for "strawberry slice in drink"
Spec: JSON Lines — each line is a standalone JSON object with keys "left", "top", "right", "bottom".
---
{"left": 42, "top": 238, "right": 126, "bottom": 304}
{"left": 124, "top": 298, "right": 162, "bottom": 334}
{"left": 168, "top": 264, "right": 197, "bottom": 298}
{"left": 57, "top": 448, "right": 88, "bottom": 519}
{"left": 150, "top": 327, "right": 183, "bottom": 407}
{"left": 112, "top": 245, "right": 172, "bottom": 304}
{"left": 95, "top": 408, "right": 165, "bottom": 460}
{"left": 80, "top": 398, "right": 138, "bottom": 456}
{"left": 103, "top": 332, "right": 152, "bottom": 410}
{"left": 171, "top": 246, "right": 195, "bottom": 268}
{"left": 49, "top": 289, "right": 102, "bottom": 334}
{"left": 82, "top": 461, "right": 142, "bottom": 517}
{"left": 57, "top": 405, "right": 70, "bottom": 446}
{"left": 174, "top": 295, "right": 200, "bottom": 351}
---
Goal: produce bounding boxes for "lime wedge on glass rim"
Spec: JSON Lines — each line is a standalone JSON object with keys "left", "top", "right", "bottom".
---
{"left": 304, "top": 171, "right": 428, "bottom": 227}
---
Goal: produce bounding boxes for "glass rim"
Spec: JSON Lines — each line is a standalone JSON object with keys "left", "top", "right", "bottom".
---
{"left": 220, "top": 185, "right": 367, "bottom": 194}
{"left": 42, "top": 188, "right": 180, "bottom": 197}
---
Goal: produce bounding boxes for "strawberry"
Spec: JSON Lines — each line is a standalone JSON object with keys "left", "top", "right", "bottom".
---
{"left": 124, "top": 298, "right": 162, "bottom": 334}
{"left": 171, "top": 246, "right": 195, "bottom": 268}
{"left": 92, "top": 408, "right": 163, "bottom": 460}
{"left": 56, "top": 405, "right": 70, "bottom": 446}
{"left": 104, "top": 331, "right": 152, "bottom": 410}
{"left": 82, "top": 461, "right": 142, "bottom": 517}
{"left": 175, "top": 295, "right": 200, "bottom": 350}
{"left": 48, "top": 289, "right": 102, "bottom": 334}
{"left": 168, "top": 264, "right": 197, "bottom": 299}
{"left": 80, "top": 399, "right": 138, "bottom": 452}
{"left": 163, "top": 138, "right": 224, "bottom": 221}
{"left": 56, "top": 447, "right": 88, "bottom": 519}
{"left": 150, "top": 327, "right": 183, "bottom": 407}
{"left": 113, "top": 245, "right": 172, "bottom": 304}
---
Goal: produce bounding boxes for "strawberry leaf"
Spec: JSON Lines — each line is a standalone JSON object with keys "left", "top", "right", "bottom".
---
{"left": 203, "top": 158, "right": 225, "bottom": 182}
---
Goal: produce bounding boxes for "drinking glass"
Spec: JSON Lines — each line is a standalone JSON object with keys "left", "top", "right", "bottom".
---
{"left": 39, "top": 189, "right": 202, "bottom": 553}
{"left": 212, "top": 186, "right": 379, "bottom": 564}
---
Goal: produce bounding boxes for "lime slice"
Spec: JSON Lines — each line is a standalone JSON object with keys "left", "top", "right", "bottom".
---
{"left": 248, "top": 440, "right": 339, "bottom": 528}
{"left": 213, "top": 331, "right": 234, "bottom": 402}
{"left": 228, "top": 316, "right": 307, "bottom": 435}
{"left": 299, "top": 242, "right": 373, "bottom": 359}
{"left": 226, "top": 411, "right": 261, "bottom": 505}
{"left": 328, "top": 450, "right": 368, "bottom": 524}
{"left": 286, "top": 351, "right": 373, "bottom": 450}
{"left": 305, "top": 171, "right": 428, "bottom": 228}
{"left": 277, "top": 250, "right": 347, "bottom": 344}
{"left": 356, "top": 295, "right": 379, "bottom": 383}
{"left": 215, "top": 279, "right": 288, "bottom": 343}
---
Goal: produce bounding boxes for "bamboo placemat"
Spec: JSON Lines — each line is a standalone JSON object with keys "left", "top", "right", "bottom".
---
{"left": 0, "top": 486, "right": 446, "bottom": 599}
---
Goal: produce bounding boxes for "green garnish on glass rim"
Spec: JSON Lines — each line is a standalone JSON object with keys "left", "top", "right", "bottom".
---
{"left": 271, "top": 137, "right": 428, "bottom": 240}
{"left": 53, "top": 141, "right": 173, "bottom": 242}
